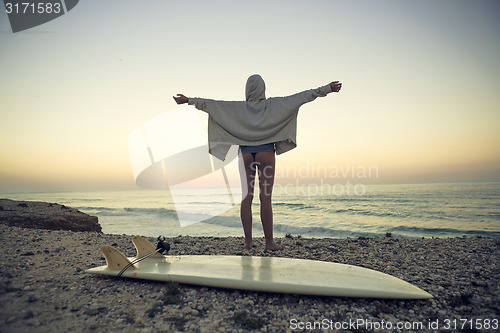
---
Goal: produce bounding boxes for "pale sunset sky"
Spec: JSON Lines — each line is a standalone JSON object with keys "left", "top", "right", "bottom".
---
{"left": 1, "top": 0, "right": 499, "bottom": 192}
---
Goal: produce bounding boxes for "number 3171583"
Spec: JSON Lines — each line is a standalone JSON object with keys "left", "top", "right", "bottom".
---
{"left": 5, "top": 2, "right": 62, "bottom": 14}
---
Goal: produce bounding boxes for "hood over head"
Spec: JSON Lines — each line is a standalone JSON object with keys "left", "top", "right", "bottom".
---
{"left": 245, "top": 74, "right": 266, "bottom": 101}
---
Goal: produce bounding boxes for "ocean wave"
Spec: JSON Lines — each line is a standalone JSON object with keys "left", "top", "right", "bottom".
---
{"left": 123, "top": 207, "right": 178, "bottom": 217}
{"left": 75, "top": 198, "right": 104, "bottom": 202}
{"left": 475, "top": 212, "right": 500, "bottom": 219}
{"left": 199, "top": 214, "right": 383, "bottom": 238}
{"left": 272, "top": 224, "right": 384, "bottom": 238}
{"left": 199, "top": 215, "right": 241, "bottom": 228}
{"left": 273, "top": 202, "right": 316, "bottom": 210}
{"left": 77, "top": 206, "right": 113, "bottom": 211}
{"left": 76, "top": 206, "right": 122, "bottom": 216}
{"left": 83, "top": 206, "right": 179, "bottom": 218}
{"left": 324, "top": 207, "right": 476, "bottom": 222}
{"left": 318, "top": 197, "right": 422, "bottom": 204}
{"left": 316, "top": 197, "right": 370, "bottom": 203}
{"left": 183, "top": 201, "right": 233, "bottom": 206}
{"left": 328, "top": 207, "right": 411, "bottom": 219}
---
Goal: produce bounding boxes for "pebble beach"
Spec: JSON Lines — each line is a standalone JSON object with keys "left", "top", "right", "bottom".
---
{"left": 0, "top": 202, "right": 499, "bottom": 332}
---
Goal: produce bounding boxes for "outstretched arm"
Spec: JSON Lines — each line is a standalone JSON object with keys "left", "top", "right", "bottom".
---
{"left": 174, "top": 94, "right": 242, "bottom": 115}
{"left": 279, "top": 81, "right": 342, "bottom": 110}
{"left": 329, "top": 81, "right": 342, "bottom": 92}
{"left": 173, "top": 94, "right": 189, "bottom": 104}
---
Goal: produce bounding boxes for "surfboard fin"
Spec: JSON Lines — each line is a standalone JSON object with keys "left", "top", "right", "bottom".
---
{"left": 132, "top": 236, "right": 166, "bottom": 258}
{"left": 100, "top": 245, "right": 137, "bottom": 271}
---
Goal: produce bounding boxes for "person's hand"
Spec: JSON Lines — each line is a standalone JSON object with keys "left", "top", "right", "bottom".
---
{"left": 329, "top": 81, "right": 342, "bottom": 92}
{"left": 173, "top": 94, "right": 188, "bottom": 104}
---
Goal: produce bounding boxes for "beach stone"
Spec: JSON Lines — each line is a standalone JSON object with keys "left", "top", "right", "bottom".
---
{"left": 0, "top": 221, "right": 498, "bottom": 333}
{"left": 182, "top": 306, "right": 193, "bottom": 314}
{"left": 22, "top": 310, "right": 34, "bottom": 319}
{"left": 0, "top": 199, "right": 101, "bottom": 232}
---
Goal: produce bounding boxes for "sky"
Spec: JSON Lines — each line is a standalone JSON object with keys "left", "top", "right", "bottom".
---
{"left": 1, "top": 0, "right": 499, "bottom": 193}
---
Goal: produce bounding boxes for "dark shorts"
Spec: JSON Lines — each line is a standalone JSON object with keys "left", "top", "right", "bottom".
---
{"left": 239, "top": 143, "right": 275, "bottom": 159}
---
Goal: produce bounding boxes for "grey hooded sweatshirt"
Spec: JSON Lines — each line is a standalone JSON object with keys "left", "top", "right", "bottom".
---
{"left": 188, "top": 74, "right": 333, "bottom": 160}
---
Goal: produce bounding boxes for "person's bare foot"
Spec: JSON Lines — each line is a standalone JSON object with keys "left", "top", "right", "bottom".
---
{"left": 244, "top": 240, "right": 253, "bottom": 249}
{"left": 265, "top": 241, "right": 283, "bottom": 251}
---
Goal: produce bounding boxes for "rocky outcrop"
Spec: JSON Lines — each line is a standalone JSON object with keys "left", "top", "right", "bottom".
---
{"left": 0, "top": 199, "right": 102, "bottom": 232}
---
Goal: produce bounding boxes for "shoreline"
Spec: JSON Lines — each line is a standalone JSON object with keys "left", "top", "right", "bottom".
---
{"left": 0, "top": 223, "right": 498, "bottom": 332}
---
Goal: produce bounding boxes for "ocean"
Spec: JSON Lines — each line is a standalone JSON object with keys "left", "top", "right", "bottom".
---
{"left": 4, "top": 182, "right": 500, "bottom": 239}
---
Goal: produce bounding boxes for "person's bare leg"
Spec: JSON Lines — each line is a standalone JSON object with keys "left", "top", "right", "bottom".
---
{"left": 239, "top": 153, "right": 256, "bottom": 249}
{"left": 255, "top": 151, "right": 282, "bottom": 251}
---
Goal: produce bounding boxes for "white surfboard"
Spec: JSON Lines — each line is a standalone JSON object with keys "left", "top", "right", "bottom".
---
{"left": 86, "top": 236, "right": 432, "bottom": 299}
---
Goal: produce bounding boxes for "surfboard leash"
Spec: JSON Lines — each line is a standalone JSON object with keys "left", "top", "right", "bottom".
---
{"left": 117, "top": 236, "right": 171, "bottom": 277}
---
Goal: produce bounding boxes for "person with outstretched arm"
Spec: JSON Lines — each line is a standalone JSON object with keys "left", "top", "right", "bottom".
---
{"left": 174, "top": 75, "right": 341, "bottom": 250}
